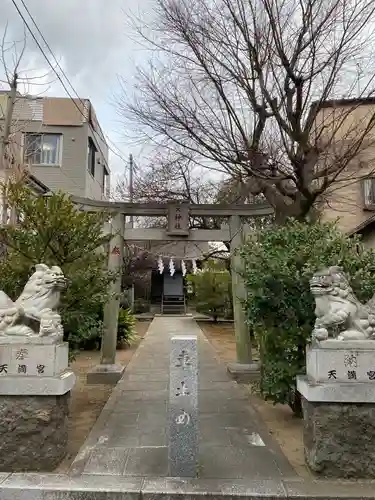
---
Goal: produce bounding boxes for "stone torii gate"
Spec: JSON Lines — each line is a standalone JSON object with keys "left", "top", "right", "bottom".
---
{"left": 71, "top": 197, "right": 273, "bottom": 384}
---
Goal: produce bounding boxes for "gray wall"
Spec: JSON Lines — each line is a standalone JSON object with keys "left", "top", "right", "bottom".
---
{"left": 25, "top": 122, "right": 109, "bottom": 200}
{"left": 84, "top": 121, "right": 110, "bottom": 200}
{"left": 26, "top": 123, "right": 87, "bottom": 197}
{"left": 1, "top": 95, "right": 110, "bottom": 201}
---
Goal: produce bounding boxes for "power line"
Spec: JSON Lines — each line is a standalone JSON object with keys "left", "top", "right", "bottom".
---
{"left": 18, "top": 0, "right": 85, "bottom": 107}
{"left": 105, "top": 134, "right": 133, "bottom": 166}
{"left": 11, "top": 0, "right": 125, "bottom": 171}
{"left": 13, "top": 0, "right": 108, "bottom": 161}
{"left": 9, "top": 0, "right": 118, "bottom": 234}
{"left": 10, "top": 1, "right": 85, "bottom": 119}
{"left": 18, "top": 0, "right": 107, "bottom": 147}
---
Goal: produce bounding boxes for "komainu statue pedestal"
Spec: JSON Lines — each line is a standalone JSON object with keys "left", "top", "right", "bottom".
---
{"left": 298, "top": 340, "right": 375, "bottom": 478}
{"left": 0, "top": 335, "right": 75, "bottom": 471}
{"left": 0, "top": 264, "right": 75, "bottom": 471}
{"left": 298, "top": 266, "right": 375, "bottom": 478}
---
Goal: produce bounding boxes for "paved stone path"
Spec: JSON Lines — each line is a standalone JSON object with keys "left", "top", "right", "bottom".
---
{"left": 71, "top": 317, "right": 296, "bottom": 479}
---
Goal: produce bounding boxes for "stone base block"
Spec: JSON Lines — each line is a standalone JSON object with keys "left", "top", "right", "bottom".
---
{"left": 297, "top": 375, "right": 375, "bottom": 403}
{"left": 302, "top": 396, "right": 375, "bottom": 478}
{"left": 0, "top": 392, "right": 70, "bottom": 472}
{"left": 0, "top": 371, "right": 75, "bottom": 396}
{"left": 0, "top": 340, "right": 69, "bottom": 377}
{"left": 87, "top": 364, "right": 124, "bottom": 385}
{"left": 227, "top": 362, "right": 260, "bottom": 383}
{"left": 306, "top": 340, "right": 375, "bottom": 384}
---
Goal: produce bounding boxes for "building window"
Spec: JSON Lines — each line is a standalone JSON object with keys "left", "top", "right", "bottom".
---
{"left": 24, "top": 133, "right": 62, "bottom": 166}
{"left": 363, "top": 178, "right": 375, "bottom": 208}
{"left": 102, "top": 167, "right": 109, "bottom": 195}
{"left": 88, "top": 137, "right": 97, "bottom": 177}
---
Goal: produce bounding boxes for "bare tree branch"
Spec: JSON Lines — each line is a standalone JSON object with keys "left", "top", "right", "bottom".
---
{"left": 119, "top": 0, "right": 375, "bottom": 222}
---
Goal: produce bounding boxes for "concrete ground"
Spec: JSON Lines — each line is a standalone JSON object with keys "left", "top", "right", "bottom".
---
{"left": 2, "top": 317, "right": 375, "bottom": 498}
{"left": 70, "top": 316, "right": 296, "bottom": 479}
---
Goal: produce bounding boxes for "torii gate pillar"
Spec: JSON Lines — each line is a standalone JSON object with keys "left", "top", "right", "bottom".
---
{"left": 87, "top": 212, "right": 125, "bottom": 385}
{"left": 227, "top": 215, "right": 260, "bottom": 382}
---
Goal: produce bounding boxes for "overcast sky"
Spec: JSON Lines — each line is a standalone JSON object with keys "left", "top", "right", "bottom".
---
{"left": 0, "top": 0, "right": 155, "bottom": 181}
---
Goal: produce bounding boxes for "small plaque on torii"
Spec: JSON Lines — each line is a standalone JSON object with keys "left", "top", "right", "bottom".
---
{"left": 167, "top": 203, "right": 189, "bottom": 236}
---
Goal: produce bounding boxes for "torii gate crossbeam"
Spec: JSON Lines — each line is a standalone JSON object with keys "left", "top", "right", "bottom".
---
{"left": 74, "top": 199, "right": 273, "bottom": 385}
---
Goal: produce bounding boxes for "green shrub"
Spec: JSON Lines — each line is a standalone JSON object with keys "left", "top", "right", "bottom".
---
{"left": 67, "top": 308, "right": 137, "bottom": 355}
{"left": 67, "top": 315, "right": 103, "bottom": 357}
{"left": 0, "top": 181, "right": 115, "bottom": 353}
{"left": 117, "top": 308, "right": 137, "bottom": 348}
{"left": 187, "top": 261, "right": 231, "bottom": 321}
{"left": 241, "top": 220, "right": 375, "bottom": 416}
{"left": 133, "top": 298, "right": 150, "bottom": 314}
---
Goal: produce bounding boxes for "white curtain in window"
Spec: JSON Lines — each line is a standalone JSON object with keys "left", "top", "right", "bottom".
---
{"left": 24, "top": 134, "right": 60, "bottom": 165}
{"left": 41, "top": 135, "right": 59, "bottom": 165}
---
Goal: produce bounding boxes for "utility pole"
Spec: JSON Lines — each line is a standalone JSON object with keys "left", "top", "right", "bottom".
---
{"left": 0, "top": 73, "right": 18, "bottom": 225}
{"left": 129, "top": 153, "right": 134, "bottom": 228}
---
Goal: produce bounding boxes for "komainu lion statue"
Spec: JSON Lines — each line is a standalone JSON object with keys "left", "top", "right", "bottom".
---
{"left": 310, "top": 266, "right": 375, "bottom": 341}
{"left": 0, "top": 264, "right": 66, "bottom": 337}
